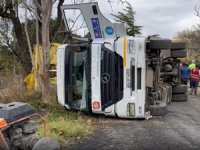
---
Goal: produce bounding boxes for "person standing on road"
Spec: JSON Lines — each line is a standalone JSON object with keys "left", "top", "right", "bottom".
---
{"left": 190, "top": 65, "right": 200, "bottom": 95}
{"left": 189, "top": 60, "right": 196, "bottom": 88}
{"left": 180, "top": 63, "right": 189, "bottom": 85}
{"left": 189, "top": 60, "right": 196, "bottom": 70}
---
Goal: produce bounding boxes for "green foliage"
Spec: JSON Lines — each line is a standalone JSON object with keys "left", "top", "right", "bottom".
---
{"left": 23, "top": 89, "right": 92, "bottom": 147}
{"left": 20, "top": 19, "right": 66, "bottom": 45}
{"left": 37, "top": 104, "right": 92, "bottom": 146}
{"left": 50, "top": 19, "right": 66, "bottom": 43}
{"left": 112, "top": 2, "right": 142, "bottom": 36}
{"left": 0, "top": 49, "right": 13, "bottom": 72}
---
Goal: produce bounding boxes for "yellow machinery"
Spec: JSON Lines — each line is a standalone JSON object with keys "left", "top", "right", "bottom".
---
{"left": 24, "top": 43, "right": 61, "bottom": 90}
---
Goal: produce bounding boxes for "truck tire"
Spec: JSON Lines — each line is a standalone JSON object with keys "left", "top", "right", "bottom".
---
{"left": 171, "top": 42, "right": 186, "bottom": 50}
{"left": 148, "top": 39, "right": 172, "bottom": 50}
{"left": 171, "top": 49, "right": 187, "bottom": 58}
{"left": 172, "top": 84, "right": 188, "bottom": 94}
{"left": 172, "top": 94, "right": 188, "bottom": 102}
{"left": 149, "top": 101, "right": 167, "bottom": 116}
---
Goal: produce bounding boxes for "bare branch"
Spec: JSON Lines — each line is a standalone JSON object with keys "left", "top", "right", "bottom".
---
{"left": 69, "top": 12, "right": 81, "bottom": 30}
{"left": 22, "top": 1, "right": 42, "bottom": 22}
{"left": 71, "top": 20, "right": 86, "bottom": 32}
{"left": 118, "top": 0, "right": 126, "bottom": 4}
{"left": 24, "top": 8, "right": 34, "bottom": 62}
{"left": 33, "top": 0, "right": 42, "bottom": 11}
{"left": 195, "top": 5, "right": 200, "bottom": 17}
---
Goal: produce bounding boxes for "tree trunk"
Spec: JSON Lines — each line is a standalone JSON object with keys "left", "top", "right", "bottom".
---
{"left": 11, "top": 16, "right": 32, "bottom": 74}
{"left": 35, "top": 3, "right": 42, "bottom": 91}
{"left": 50, "top": 0, "right": 64, "bottom": 41}
{"left": 24, "top": 8, "right": 40, "bottom": 92}
{"left": 41, "top": 0, "right": 52, "bottom": 100}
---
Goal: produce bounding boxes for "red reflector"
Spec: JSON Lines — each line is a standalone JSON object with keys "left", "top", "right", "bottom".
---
{"left": 92, "top": 101, "right": 100, "bottom": 110}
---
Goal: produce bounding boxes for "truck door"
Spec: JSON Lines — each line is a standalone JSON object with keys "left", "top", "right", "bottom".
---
{"left": 60, "top": 2, "right": 126, "bottom": 41}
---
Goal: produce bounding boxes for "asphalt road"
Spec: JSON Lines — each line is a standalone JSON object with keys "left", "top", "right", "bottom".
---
{"left": 67, "top": 94, "right": 200, "bottom": 150}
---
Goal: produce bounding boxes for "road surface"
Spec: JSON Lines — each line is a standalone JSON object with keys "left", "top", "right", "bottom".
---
{"left": 67, "top": 94, "right": 200, "bottom": 150}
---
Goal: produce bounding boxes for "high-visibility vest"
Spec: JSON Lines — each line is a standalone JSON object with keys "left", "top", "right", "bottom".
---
{"left": 190, "top": 68, "right": 200, "bottom": 81}
{"left": 189, "top": 63, "right": 196, "bottom": 70}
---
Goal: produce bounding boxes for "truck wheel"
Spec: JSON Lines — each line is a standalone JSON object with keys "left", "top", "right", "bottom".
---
{"left": 148, "top": 39, "right": 172, "bottom": 50}
{"left": 171, "top": 49, "right": 187, "bottom": 58}
{"left": 172, "top": 84, "right": 188, "bottom": 94}
{"left": 149, "top": 101, "right": 167, "bottom": 116}
{"left": 171, "top": 42, "right": 186, "bottom": 50}
{"left": 172, "top": 94, "right": 188, "bottom": 102}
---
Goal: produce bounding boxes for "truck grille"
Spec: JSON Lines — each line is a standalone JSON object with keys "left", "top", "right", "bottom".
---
{"left": 101, "top": 45, "right": 123, "bottom": 110}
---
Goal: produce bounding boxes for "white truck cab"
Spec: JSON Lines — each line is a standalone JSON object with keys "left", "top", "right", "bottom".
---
{"left": 57, "top": 2, "right": 182, "bottom": 119}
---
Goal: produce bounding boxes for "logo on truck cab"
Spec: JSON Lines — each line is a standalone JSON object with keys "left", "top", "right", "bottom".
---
{"left": 105, "top": 26, "right": 114, "bottom": 35}
{"left": 101, "top": 73, "right": 110, "bottom": 83}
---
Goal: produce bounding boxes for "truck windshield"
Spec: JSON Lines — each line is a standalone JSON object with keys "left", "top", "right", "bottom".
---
{"left": 69, "top": 50, "right": 88, "bottom": 110}
{"left": 66, "top": 47, "right": 90, "bottom": 110}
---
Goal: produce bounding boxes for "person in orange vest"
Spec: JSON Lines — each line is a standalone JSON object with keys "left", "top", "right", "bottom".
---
{"left": 190, "top": 65, "right": 200, "bottom": 95}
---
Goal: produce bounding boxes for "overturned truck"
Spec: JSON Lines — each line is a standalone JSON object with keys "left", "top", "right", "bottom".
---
{"left": 57, "top": 2, "right": 188, "bottom": 119}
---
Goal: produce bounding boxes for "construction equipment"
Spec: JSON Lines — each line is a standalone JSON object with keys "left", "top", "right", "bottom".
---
{"left": 57, "top": 2, "right": 187, "bottom": 119}
{"left": 25, "top": 43, "right": 61, "bottom": 90}
{"left": 0, "top": 102, "right": 60, "bottom": 150}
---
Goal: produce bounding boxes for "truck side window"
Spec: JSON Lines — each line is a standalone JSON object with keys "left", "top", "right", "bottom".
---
{"left": 137, "top": 68, "right": 142, "bottom": 90}
{"left": 131, "top": 65, "right": 135, "bottom": 91}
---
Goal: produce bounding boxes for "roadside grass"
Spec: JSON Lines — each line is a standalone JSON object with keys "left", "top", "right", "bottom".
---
{"left": 23, "top": 89, "right": 93, "bottom": 146}
{"left": 0, "top": 83, "right": 124, "bottom": 147}
{"left": 37, "top": 105, "right": 92, "bottom": 146}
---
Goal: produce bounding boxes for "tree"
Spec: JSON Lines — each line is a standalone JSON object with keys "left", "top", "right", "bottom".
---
{"left": 22, "top": 0, "right": 54, "bottom": 98}
{"left": 0, "top": 0, "right": 32, "bottom": 73}
{"left": 0, "top": 0, "right": 65, "bottom": 100}
{"left": 176, "top": 28, "right": 200, "bottom": 57}
{"left": 175, "top": 5, "right": 200, "bottom": 58}
{"left": 112, "top": 2, "right": 142, "bottom": 36}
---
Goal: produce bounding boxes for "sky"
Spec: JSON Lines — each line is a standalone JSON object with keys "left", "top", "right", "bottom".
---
{"left": 95, "top": 0, "right": 200, "bottom": 38}
{"left": 15, "top": 0, "right": 200, "bottom": 39}
{"left": 59, "top": 0, "right": 200, "bottom": 38}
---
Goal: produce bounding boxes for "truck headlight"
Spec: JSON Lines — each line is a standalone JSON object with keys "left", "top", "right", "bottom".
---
{"left": 127, "top": 103, "right": 135, "bottom": 117}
